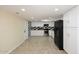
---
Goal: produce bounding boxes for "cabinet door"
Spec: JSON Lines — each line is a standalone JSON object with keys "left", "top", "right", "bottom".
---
{"left": 76, "top": 28, "right": 79, "bottom": 53}
{"left": 76, "top": 6, "right": 79, "bottom": 27}
{"left": 49, "top": 30, "right": 51, "bottom": 36}
{"left": 64, "top": 27, "right": 71, "bottom": 53}
{"left": 31, "top": 30, "right": 44, "bottom": 36}
{"left": 69, "top": 28, "right": 77, "bottom": 54}
{"left": 69, "top": 8, "right": 77, "bottom": 28}
{"left": 63, "top": 12, "right": 70, "bottom": 28}
{"left": 51, "top": 31, "right": 54, "bottom": 38}
{"left": 63, "top": 7, "right": 77, "bottom": 28}
{"left": 64, "top": 27, "right": 77, "bottom": 54}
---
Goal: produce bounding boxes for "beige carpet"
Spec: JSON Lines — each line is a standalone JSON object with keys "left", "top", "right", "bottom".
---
{"left": 11, "top": 36, "right": 67, "bottom": 54}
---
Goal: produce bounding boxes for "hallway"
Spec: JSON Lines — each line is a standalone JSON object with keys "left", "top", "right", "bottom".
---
{"left": 11, "top": 36, "right": 66, "bottom": 54}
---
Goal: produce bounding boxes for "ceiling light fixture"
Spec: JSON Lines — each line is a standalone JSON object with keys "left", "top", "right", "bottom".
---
{"left": 55, "top": 8, "right": 59, "bottom": 11}
{"left": 41, "top": 19, "right": 52, "bottom": 22}
{"left": 21, "top": 9, "right": 26, "bottom": 11}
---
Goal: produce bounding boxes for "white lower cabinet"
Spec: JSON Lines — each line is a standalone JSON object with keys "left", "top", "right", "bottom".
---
{"left": 49, "top": 30, "right": 51, "bottom": 36}
{"left": 31, "top": 30, "right": 44, "bottom": 36}
{"left": 64, "top": 27, "right": 77, "bottom": 54}
{"left": 76, "top": 28, "right": 79, "bottom": 53}
{"left": 64, "top": 27, "right": 71, "bottom": 53}
{"left": 69, "top": 28, "right": 77, "bottom": 54}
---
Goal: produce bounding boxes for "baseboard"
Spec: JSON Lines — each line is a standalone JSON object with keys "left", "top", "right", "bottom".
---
{"left": 0, "top": 51, "right": 9, "bottom": 54}
{"left": 7, "top": 39, "right": 26, "bottom": 54}
{"left": 63, "top": 49, "right": 68, "bottom": 54}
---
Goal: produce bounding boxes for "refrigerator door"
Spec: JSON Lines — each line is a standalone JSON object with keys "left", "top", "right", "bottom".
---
{"left": 54, "top": 20, "right": 63, "bottom": 50}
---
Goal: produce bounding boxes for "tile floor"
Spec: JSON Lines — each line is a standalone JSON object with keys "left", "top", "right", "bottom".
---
{"left": 11, "top": 36, "right": 67, "bottom": 54}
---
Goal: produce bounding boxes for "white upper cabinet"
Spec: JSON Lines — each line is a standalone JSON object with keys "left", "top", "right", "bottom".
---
{"left": 69, "top": 9, "right": 77, "bottom": 28}
{"left": 63, "top": 12, "right": 71, "bottom": 28}
{"left": 63, "top": 6, "right": 79, "bottom": 28}
{"left": 76, "top": 6, "right": 79, "bottom": 27}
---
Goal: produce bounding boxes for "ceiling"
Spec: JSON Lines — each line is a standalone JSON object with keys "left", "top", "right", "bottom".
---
{"left": 0, "top": 5, "right": 75, "bottom": 21}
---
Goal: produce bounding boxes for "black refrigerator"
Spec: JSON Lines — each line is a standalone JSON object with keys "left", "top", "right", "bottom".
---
{"left": 54, "top": 20, "right": 63, "bottom": 50}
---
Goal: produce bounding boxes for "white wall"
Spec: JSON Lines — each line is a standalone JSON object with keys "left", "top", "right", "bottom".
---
{"left": 0, "top": 10, "right": 28, "bottom": 53}
{"left": 31, "top": 21, "right": 54, "bottom": 36}
{"left": 63, "top": 6, "right": 79, "bottom": 54}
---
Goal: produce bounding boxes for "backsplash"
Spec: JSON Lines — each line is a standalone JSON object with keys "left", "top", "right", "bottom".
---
{"left": 31, "top": 26, "right": 54, "bottom": 30}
